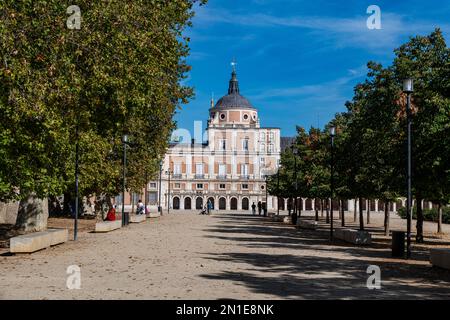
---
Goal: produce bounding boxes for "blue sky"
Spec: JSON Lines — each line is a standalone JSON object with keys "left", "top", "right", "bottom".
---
{"left": 176, "top": 0, "right": 450, "bottom": 137}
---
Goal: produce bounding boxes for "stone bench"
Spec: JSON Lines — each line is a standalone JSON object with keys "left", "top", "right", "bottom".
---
{"left": 95, "top": 220, "right": 122, "bottom": 232}
{"left": 130, "top": 214, "right": 146, "bottom": 223}
{"left": 10, "top": 228, "right": 68, "bottom": 253}
{"left": 296, "top": 219, "right": 318, "bottom": 230}
{"left": 271, "top": 215, "right": 284, "bottom": 222}
{"left": 334, "top": 228, "right": 372, "bottom": 245}
{"left": 146, "top": 212, "right": 161, "bottom": 218}
{"left": 430, "top": 248, "right": 450, "bottom": 270}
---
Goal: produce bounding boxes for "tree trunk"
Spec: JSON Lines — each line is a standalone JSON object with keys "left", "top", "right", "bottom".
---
{"left": 366, "top": 199, "right": 370, "bottom": 224}
{"left": 15, "top": 194, "right": 48, "bottom": 233}
{"left": 384, "top": 202, "right": 390, "bottom": 236}
{"left": 354, "top": 199, "right": 357, "bottom": 222}
{"left": 341, "top": 199, "right": 345, "bottom": 227}
{"left": 416, "top": 197, "right": 424, "bottom": 243}
{"left": 325, "top": 198, "right": 330, "bottom": 223}
{"left": 315, "top": 199, "right": 319, "bottom": 221}
{"left": 437, "top": 203, "right": 443, "bottom": 234}
{"left": 321, "top": 199, "right": 324, "bottom": 218}
{"left": 359, "top": 197, "right": 364, "bottom": 231}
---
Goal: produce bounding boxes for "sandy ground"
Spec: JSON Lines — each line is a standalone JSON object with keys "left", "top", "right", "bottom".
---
{"left": 1, "top": 211, "right": 450, "bottom": 300}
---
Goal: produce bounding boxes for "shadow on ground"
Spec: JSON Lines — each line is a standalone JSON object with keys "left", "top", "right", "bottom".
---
{"left": 200, "top": 213, "right": 450, "bottom": 299}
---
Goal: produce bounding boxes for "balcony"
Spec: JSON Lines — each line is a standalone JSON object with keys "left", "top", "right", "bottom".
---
{"left": 240, "top": 175, "right": 251, "bottom": 180}
{"left": 194, "top": 174, "right": 205, "bottom": 179}
{"left": 172, "top": 174, "right": 182, "bottom": 179}
{"left": 216, "top": 175, "right": 228, "bottom": 180}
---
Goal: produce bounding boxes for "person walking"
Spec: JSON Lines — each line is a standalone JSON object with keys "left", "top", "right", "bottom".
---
{"left": 257, "top": 201, "right": 262, "bottom": 215}
{"left": 207, "top": 199, "right": 212, "bottom": 214}
{"left": 251, "top": 202, "right": 256, "bottom": 215}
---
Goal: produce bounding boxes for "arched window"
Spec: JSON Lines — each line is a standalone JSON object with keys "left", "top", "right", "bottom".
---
{"left": 184, "top": 197, "right": 191, "bottom": 210}
{"left": 219, "top": 197, "right": 226, "bottom": 210}
{"left": 242, "top": 198, "right": 249, "bottom": 210}
{"left": 173, "top": 197, "right": 180, "bottom": 210}
{"left": 230, "top": 197, "right": 238, "bottom": 210}
{"left": 196, "top": 197, "right": 203, "bottom": 210}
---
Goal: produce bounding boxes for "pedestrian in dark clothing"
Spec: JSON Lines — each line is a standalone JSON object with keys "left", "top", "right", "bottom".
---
{"left": 257, "top": 201, "right": 262, "bottom": 215}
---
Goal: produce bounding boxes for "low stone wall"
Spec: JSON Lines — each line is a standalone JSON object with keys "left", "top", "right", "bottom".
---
{"left": 147, "top": 212, "right": 161, "bottom": 218}
{"left": 296, "top": 219, "right": 318, "bottom": 230}
{"left": 10, "top": 228, "right": 68, "bottom": 253}
{"left": 334, "top": 228, "right": 372, "bottom": 245}
{"left": 430, "top": 248, "right": 450, "bottom": 270}
{"left": 95, "top": 220, "right": 122, "bottom": 232}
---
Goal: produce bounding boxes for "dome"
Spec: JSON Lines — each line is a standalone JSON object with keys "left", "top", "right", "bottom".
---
{"left": 213, "top": 69, "right": 256, "bottom": 110}
{"left": 215, "top": 93, "right": 255, "bottom": 109}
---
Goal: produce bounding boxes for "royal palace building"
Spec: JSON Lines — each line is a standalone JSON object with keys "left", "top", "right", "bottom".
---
{"left": 144, "top": 67, "right": 281, "bottom": 212}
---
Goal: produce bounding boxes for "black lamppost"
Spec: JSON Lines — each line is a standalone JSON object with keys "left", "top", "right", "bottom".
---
{"left": 74, "top": 124, "right": 79, "bottom": 240}
{"left": 121, "top": 134, "right": 129, "bottom": 226}
{"left": 166, "top": 169, "right": 172, "bottom": 214}
{"left": 403, "top": 78, "right": 414, "bottom": 259}
{"left": 330, "top": 126, "right": 336, "bottom": 242}
{"left": 158, "top": 160, "right": 163, "bottom": 214}
{"left": 277, "top": 168, "right": 280, "bottom": 216}
{"left": 264, "top": 175, "right": 268, "bottom": 216}
{"left": 291, "top": 145, "right": 298, "bottom": 225}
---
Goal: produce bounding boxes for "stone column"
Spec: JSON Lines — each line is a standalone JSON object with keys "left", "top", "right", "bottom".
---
{"left": 375, "top": 200, "right": 379, "bottom": 212}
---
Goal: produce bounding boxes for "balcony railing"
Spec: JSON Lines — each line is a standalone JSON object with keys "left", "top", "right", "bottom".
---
{"left": 194, "top": 174, "right": 205, "bottom": 179}
{"left": 172, "top": 174, "right": 182, "bottom": 179}
{"left": 216, "top": 175, "right": 228, "bottom": 180}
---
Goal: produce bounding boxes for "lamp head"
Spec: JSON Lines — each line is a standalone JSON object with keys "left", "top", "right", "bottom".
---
{"left": 122, "top": 134, "right": 128, "bottom": 143}
{"left": 329, "top": 126, "right": 336, "bottom": 137}
{"left": 402, "top": 78, "right": 414, "bottom": 93}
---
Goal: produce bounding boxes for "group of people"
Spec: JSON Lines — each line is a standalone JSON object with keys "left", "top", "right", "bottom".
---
{"left": 199, "top": 199, "right": 213, "bottom": 215}
{"left": 103, "top": 199, "right": 147, "bottom": 222}
{"left": 251, "top": 201, "right": 266, "bottom": 215}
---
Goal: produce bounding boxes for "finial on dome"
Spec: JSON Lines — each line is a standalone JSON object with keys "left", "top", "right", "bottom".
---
{"left": 231, "top": 57, "right": 237, "bottom": 73}
{"left": 228, "top": 58, "right": 239, "bottom": 94}
{"left": 210, "top": 92, "right": 215, "bottom": 108}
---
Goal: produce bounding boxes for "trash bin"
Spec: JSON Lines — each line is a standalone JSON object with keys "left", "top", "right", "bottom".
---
{"left": 392, "top": 231, "right": 405, "bottom": 257}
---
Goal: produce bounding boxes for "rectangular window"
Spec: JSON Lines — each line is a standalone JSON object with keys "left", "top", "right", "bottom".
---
{"left": 197, "top": 183, "right": 203, "bottom": 189}
{"left": 196, "top": 163, "right": 203, "bottom": 174}
{"left": 219, "top": 139, "right": 226, "bottom": 150}
{"left": 148, "top": 192, "right": 157, "bottom": 205}
{"left": 242, "top": 184, "right": 248, "bottom": 189}
{"left": 149, "top": 182, "right": 157, "bottom": 189}
{"left": 242, "top": 139, "right": 249, "bottom": 151}
{"left": 219, "top": 184, "right": 226, "bottom": 189}
{"left": 268, "top": 144, "right": 274, "bottom": 153}
{"left": 241, "top": 164, "right": 249, "bottom": 176}
{"left": 260, "top": 157, "right": 265, "bottom": 165}
{"left": 219, "top": 164, "right": 226, "bottom": 176}
{"left": 173, "top": 164, "right": 181, "bottom": 175}
{"left": 259, "top": 143, "right": 265, "bottom": 153}
{"left": 269, "top": 132, "right": 274, "bottom": 141}
{"left": 174, "top": 183, "right": 181, "bottom": 189}
{"left": 259, "top": 132, "right": 265, "bottom": 141}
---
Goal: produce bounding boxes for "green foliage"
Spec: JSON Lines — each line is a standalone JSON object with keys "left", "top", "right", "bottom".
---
{"left": 0, "top": 0, "right": 206, "bottom": 201}
{"left": 397, "top": 206, "right": 450, "bottom": 224}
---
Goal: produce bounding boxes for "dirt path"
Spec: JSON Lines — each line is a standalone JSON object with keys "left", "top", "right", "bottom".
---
{"left": 1, "top": 212, "right": 449, "bottom": 299}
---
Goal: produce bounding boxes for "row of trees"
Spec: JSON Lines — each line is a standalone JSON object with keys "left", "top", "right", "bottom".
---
{"left": 268, "top": 29, "right": 450, "bottom": 242}
{"left": 0, "top": 1, "right": 206, "bottom": 230}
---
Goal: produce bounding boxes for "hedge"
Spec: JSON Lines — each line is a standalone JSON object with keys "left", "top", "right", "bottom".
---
{"left": 397, "top": 206, "right": 450, "bottom": 224}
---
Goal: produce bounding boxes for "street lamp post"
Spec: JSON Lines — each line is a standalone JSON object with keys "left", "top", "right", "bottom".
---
{"left": 166, "top": 169, "right": 172, "bottom": 214}
{"left": 291, "top": 145, "right": 298, "bottom": 225}
{"left": 403, "top": 78, "right": 414, "bottom": 259}
{"left": 277, "top": 169, "right": 280, "bottom": 216}
{"left": 330, "top": 126, "right": 336, "bottom": 242}
{"left": 158, "top": 160, "right": 163, "bottom": 214}
{"left": 74, "top": 124, "right": 79, "bottom": 240}
{"left": 265, "top": 175, "right": 268, "bottom": 216}
{"left": 121, "top": 134, "right": 128, "bottom": 227}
